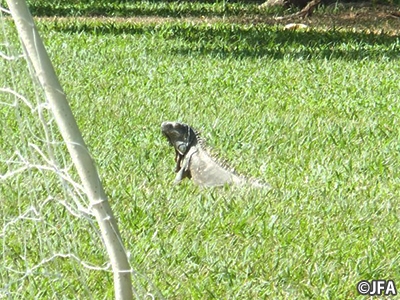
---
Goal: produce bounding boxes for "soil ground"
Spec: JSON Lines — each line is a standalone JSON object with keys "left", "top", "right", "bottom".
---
{"left": 37, "top": 3, "right": 400, "bottom": 35}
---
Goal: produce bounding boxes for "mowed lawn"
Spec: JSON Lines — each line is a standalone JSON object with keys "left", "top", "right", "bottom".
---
{"left": 2, "top": 10, "right": 400, "bottom": 298}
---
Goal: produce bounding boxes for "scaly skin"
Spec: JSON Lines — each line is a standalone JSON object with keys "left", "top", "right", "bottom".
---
{"left": 161, "top": 121, "right": 269, "bottom": 188}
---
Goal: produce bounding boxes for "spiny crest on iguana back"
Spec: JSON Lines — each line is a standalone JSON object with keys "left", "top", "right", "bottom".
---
{"left": 161, "top": 121, "right": 235, "bottom": 174}
{"left": 161, "top": 121, "right": 269, "bottom": 188}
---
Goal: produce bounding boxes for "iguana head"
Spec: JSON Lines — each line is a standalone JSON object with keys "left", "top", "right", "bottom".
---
{"left": 161, "top": 121, "right": 197, "bottom": 172}
{"left": 161, "top": 121, "right": 197, "bottom": 155}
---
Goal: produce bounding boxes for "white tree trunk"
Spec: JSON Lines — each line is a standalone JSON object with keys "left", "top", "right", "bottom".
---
{"left": 5, "top": 1, "right": 133, "bottom": 299}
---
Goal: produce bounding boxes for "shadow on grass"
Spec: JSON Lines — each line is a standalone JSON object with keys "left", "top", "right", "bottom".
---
{"left": 44, "top": 21, "right": 400, "bottom": 60}
{"left": 165, "top": 24, "right": 400, "bottom": 60}
{"left": 28, "top": 1, "right": 266, "bottom": 18}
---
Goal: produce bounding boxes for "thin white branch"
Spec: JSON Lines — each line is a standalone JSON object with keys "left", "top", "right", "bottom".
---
{"left": 0, "top": 6, "right": 11, "bottom": 14}
{"left": 0, "top": 87, "right": 34, "bottom": 110}
{"left": 0, "top": 50, "right": 24, "bottom": 60}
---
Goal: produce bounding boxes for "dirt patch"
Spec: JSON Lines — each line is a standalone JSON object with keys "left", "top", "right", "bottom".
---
{"left": 36, "top": 4, "right": 400, "bottom": 35}
{"left": 250, "top": 3, "right": 400, "bottom": 34}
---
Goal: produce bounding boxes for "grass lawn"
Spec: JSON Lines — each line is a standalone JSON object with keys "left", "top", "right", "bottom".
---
{"left": 1, "top": 1, "right": 400, "bottom": 298}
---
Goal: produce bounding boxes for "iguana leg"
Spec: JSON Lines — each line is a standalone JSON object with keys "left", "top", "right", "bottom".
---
{"left": 174, "top": 149, "right": 182, "bottom": 173}
{"left": 174, "top": 148, "right": 196, "bottom": 184}
{"left": 174, "top": 167, "right": 187, "bottom": 184}
{"left": 174, "top": 156, "right": 190, "bottom": 184}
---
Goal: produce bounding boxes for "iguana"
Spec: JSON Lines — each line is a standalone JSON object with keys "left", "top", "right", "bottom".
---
{"left": 161, "top": 121, "right": 269, "bottom": 188}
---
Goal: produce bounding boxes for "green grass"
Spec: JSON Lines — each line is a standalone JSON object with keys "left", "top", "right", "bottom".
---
{"left": 23, "top": 0, "right": 400, "bottom": 18}
{"left": 1, "top": 12, "right": 400, "bottom": 299}
{"left": 26, "top": 0, "right": 273, "bottom": 18}
{"left": 39, "top": 19, "right": 400, "bottom": 60}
